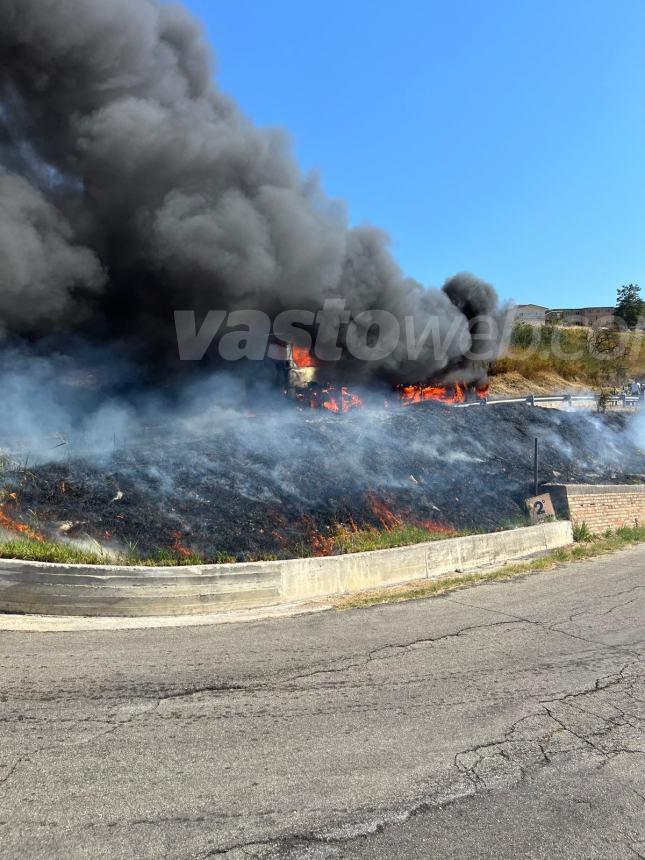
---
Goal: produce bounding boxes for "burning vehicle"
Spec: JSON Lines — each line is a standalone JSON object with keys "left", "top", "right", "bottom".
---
{"left": 278, "top": 345, "right": 490, "bottom": 412}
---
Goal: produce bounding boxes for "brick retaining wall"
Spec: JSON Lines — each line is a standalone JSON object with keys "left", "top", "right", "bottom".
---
{"left": 548, "top": 484, "right": 645, "bottom": 533}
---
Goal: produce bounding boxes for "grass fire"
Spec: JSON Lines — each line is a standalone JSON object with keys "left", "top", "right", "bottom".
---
{"left": 0, "top": 402, "right": 643, "bottom": 565}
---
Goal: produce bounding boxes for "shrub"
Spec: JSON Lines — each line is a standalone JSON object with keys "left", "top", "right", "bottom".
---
{"left": 573, "top": 522, "right": 592, "bottom": 542}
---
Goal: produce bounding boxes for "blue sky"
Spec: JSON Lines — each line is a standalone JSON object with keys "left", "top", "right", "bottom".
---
{"left": 183, "top": 0, "right": 645, "bottom": 307}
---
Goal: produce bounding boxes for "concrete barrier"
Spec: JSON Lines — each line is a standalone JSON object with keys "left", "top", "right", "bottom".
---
{"left": 0, "top": 521, "right": 573, "bottom": 617}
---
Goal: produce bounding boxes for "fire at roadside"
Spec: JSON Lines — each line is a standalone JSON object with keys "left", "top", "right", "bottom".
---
{"left": 0, "top": 403, "right": 643, "bottom": 562}
{"left": 279, "top": 344, "right": 490, "bottom": 413}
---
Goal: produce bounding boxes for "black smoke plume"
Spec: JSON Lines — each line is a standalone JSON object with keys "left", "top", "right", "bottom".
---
{"left": 0, "top": 0, "right": 507, "bottom": 390}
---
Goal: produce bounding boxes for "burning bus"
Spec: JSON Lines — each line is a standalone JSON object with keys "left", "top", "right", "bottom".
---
{"left": 277, "top": 343, "right": 489, "bottom": 412}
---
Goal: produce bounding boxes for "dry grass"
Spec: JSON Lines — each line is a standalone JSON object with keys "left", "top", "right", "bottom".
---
{"left": 490, "top": 326, "right": 645, "bottom": 395}
{"left": 334, "top": 524, "right": 645, "bottom": 610}
{"left": 489, "top": 370, "right": 593, "bottom": 398}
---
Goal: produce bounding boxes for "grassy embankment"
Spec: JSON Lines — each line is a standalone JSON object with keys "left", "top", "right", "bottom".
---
{"left": 0, "top": 507, "right": 535, "bottom": 567}
{"left": 2, "top": 516, "right": 644, "bottom": 572}
{"left": 0, "top": 539, "right": 208, "bottom": 566}
{"left": 335, "top": 524, "right": 645, "bottom": 609}
{"left": 489, "top": 324, "right": 645, "bottom": 396}
{"left": 0, "top": 520, "right": 465, "bottom": 565}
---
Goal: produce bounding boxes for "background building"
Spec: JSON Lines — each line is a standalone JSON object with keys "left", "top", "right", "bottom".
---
{"left": 513, "top": 304, "right": 549, "bottom": 325}
{"left": 546, "top": 307, "right": 615, "bottom": 327}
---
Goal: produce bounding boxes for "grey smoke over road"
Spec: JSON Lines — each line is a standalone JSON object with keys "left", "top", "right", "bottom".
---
{"left": 0, "top": 0, "right": 507, "bottom": 388}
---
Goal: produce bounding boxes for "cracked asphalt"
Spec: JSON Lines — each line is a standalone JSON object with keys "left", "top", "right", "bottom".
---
{"left": 0, "top": 546, "right": 643, "bottom": 859}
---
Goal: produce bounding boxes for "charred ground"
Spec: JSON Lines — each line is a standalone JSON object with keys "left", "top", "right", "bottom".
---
{"left": 0, "top": 403, "right": 643, "bottom": 562}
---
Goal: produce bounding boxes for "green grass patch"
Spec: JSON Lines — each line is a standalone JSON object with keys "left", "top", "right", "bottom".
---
{"left": 0, "top": 528, "right": 464, "bottom": 566}
{"left": 0, "top": 521, "right": 478, "bottom": 565}
{"left": 334, "top": 524, "right": 645, "bottom": 610}
{"left": 330, "top": 523, "right": 458, "bottom": 554}
{"left": 0, "top": 539, "right": 108, "bottom": 565}
{"left": 130, "top": 548, "right": 214, "bottom": 567}
{"left": 323, "top": 517, "right": 529, "bottom": 555}
{"left": 0, "top": 538, "right": 216, "bottom": 566}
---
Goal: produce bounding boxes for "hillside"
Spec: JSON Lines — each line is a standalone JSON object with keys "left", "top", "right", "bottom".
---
{"left": 0, "top": 403, "right": 642, "bottom": 562}
{"left": 489, "top": 325, "right": 645, "bottom": 397}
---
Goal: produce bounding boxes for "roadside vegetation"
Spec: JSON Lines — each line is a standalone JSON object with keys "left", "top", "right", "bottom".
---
{"left": 307, "top": 516, "right": 529, "bottom": 556}
{"left": 308, "top": 521, "right": 460, "bottom": 556}
{"left": 330, "top": 523, "right": 455, "bottom": 553}
{"left": 490, "top": 324, "right": 645, "bottom": 394}
{"left": 0, "top": 515, "right": 642, "bottom": 570}
{"left": 0, "top": 522, "right": 463, "bottom": 566}
{"left": 335, "top": 524, "right": 645, "bottom": 610}
{"left": 0, "top": 539, "right": 209, "bottom": 566}
{"left": 0, "top": 539, "right": 108, "bottom": 565}
{"left": 0, "top": 517, "right": 516, "bottom": 565}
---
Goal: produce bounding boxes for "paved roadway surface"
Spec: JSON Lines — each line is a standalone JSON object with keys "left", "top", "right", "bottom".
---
{"left": 0, "top": 546, "right": 643, "bottom": 859}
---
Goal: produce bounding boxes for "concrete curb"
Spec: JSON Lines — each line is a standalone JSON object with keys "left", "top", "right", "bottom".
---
{"left": 0, "top": 521, "right": 573, "bottom": 618}
{"left": 0, "top": 601, "right": 333, "bottom": 632}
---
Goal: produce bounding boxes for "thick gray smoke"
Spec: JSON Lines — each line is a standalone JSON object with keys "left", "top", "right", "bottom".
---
{"left": 0, "top": 0, "right": 507, "bottom": 388}
{"left": 0, "top": 175, "right": 105, "bottom": 330}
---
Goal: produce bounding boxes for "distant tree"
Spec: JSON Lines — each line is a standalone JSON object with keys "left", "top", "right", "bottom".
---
{"left": 589, "top": 327, "right": 621, "bottom": 358}
{"left": 510, "top": 322, "right": 535, "bottom": 349}
{"left": 616, "top": 284, "right": 644, "bottom": 330}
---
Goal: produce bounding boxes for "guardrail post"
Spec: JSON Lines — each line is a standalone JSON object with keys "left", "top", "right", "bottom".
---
{"left": 533, "top": 437, "right": 539, "bottom": 495}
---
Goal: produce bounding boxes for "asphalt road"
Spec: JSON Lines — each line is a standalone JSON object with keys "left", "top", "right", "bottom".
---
{"left": 0, "top": 546, "right": 643, "bottom": 859}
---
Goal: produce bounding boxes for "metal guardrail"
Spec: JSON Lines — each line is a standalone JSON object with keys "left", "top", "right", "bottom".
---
{"left": 459, "top": 393, "right": 641, "bottom": 409}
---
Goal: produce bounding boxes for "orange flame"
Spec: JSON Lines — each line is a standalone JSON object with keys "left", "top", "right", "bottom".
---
{"left": 397, "top": 383, "right": 467, "bottom": 405}
{"left": 0, "top": 507, "right": 45, "bottom": 542}
{"left": 292, "top": 346, "right": 323, "bottom": 368}
{"left": 365, "top": 493, "right": 403, "bottom": 529}
{"left": 322, "top": 386, "right": 364, "bottom": 413}
{"left": 290, "top": 346, "right": 486, "bottom": 410}
{"left": 170, "top": 531, "right": 192, "bottom": 557}
{"left": 420, "top": 520, "right": 458, "bottom": 537}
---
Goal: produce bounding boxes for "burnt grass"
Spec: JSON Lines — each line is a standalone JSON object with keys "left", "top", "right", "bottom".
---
{"left": 1, "top": 403, "right": 644, "bottom": 562}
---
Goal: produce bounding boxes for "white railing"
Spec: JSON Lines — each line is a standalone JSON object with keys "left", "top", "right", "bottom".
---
{"left": 458, "top": 393, "right": 641, "bottom": 409}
